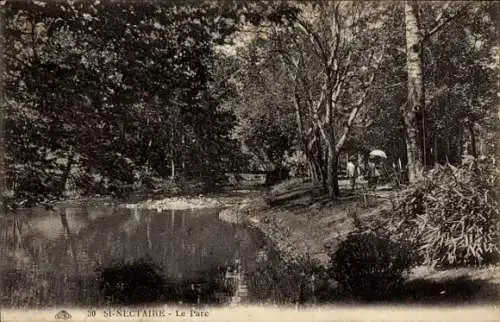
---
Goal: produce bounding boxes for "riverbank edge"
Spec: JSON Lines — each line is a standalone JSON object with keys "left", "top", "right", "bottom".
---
{"left": 218, "top": 181, "right": 500, "bottom": 285}
{"left": 3, "top": 183, "right": 266, "bottom": 213}
{"left": 221, "top": 188, "right": 383, "bottom": 265}
{"left": 2, "top": 176, "right": 248, "bottom": 213}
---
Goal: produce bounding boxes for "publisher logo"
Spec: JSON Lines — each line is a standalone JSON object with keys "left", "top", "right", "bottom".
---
{"left": 55, "top": 310, "right": 72, "bottom": 320}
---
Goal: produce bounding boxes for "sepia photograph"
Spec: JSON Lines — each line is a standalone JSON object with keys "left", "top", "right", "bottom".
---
{"left": 0, "top": 1, "right": 498, "bottom": 321}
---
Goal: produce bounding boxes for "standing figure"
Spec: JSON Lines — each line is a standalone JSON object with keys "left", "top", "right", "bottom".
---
{"left": 347, "top": 158, "right": 357, "bottom": 191}
{"left": 367, "top": 159, "right": 380, "bottom": 189}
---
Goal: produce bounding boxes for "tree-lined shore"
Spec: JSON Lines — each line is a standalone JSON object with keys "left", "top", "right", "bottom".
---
{"left": 3, "top": 1, "right": 497, "bottom": 206}
{"left": 1, "top": 0, "right": 498, "bottom": 304}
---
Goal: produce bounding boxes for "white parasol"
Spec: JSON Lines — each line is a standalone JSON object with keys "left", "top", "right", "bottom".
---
{"left": 369, "top": 149, "right": 387, "bottom": 159}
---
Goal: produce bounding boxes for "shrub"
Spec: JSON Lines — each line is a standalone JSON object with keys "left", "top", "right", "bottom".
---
{"left": 247, "top": 253, "right": 331, "bottom": 304}
{"left": 330, "top": 231, "right": 417, "bottom": 301}
{"left": 390, "top": 160, "right": 499, "bottom": 267}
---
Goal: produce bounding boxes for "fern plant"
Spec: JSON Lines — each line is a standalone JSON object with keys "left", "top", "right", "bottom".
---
{"left": 390, "top": 160, "right": 499, "bottom": 267}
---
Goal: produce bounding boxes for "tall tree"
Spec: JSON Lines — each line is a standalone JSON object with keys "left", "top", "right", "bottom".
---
{"left": 403, "top": 2, "right": 425, "bottom": 183}
{"left": 2, "top": 0, "right": 258, "bottom": 203}
{"left": 275, "top": 1, "right": 386, "bottom": 197}
{"left": 403, "top": 1, "right": 471, "bottom": 182}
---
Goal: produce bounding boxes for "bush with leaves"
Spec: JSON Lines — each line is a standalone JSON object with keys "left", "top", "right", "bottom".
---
{"left": 330, "top": 230, "right": 418, "bottom": 301}
{"left": 247, "top": 253, "right": 331, "bottom": 304}
{"left": 390, "top": 159, "right": 499, "bottom": 267}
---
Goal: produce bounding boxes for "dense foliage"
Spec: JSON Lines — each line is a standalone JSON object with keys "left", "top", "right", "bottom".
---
{"left": 329, "top": 231, "right": 418, "bottom": 300}
{"left": 3, "top": 0, "right": 271, "bottom": 205}
{"left": 247, "top": 253, "right": 331, "bottom": 304}
{"left": 389, "top": 160, "right": 499, "bottom": 267}
{"left": 2, "top": 1, "right": 497, "bottom": 206}
{"left": 224, "top": 1, "right": 498, "bottom": 191}
{"left": 1, "top": 1, "right": 498, "bottom": 310}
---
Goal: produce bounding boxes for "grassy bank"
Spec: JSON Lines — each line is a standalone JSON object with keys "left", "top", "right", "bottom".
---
{"left": 236, "top": 178, "right": 500, "bottom": 304}
{"left": 237, "top": 178, "right": 392, "bottom": 265}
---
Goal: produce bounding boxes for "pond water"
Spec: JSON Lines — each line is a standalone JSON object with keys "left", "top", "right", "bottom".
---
{"left": 0, "top": 200, "right": 281, "bottom": 308}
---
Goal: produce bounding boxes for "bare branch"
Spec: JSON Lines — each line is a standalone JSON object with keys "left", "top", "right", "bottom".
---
{"left": 423, "top": 2, "right": 471, "bottom": 41}
{"left": 326, "top": 2, "right": 342, "bottom": 74}
{"left": 431, "top": 1, "right": 451, "bottom": 28}
{"left": 307, "top": 135, "right": 318, "bottom": 151}
{"left": 330, "top": 49, "right": 352, "bottom": 117}
{"left": 305, "top": 127, "right": 314, "bottom": 138}
{"left": 278, "top": 50, "right": 299, "bottom": 71}
{"left": 335, "top": 46, "right": 384, "bottom": 152}
{"left": 301, "top": 74, "right": 315, "bottom": 110}
{"left": 286, "top": 49, "right": 319, "bottom": 160}
{"left": 360, "top": 118, "right": 374, "bottom": 129}
{"left": 309, "top": 81, "right": 329, "bottom": 143}
{"left": 287, "top": 11, "right": 328, "bottom": 64}
{"left": 293, "top": 83, "right": 308, "bottom": 154}
{"left": 390, "top": 45, "right": 406, "bottom": 54}
{"left": 373, "top": 81, "right": 405, "bottom": 90}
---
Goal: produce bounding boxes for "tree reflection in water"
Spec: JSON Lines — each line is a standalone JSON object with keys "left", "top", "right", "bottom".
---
{"left": 0, "top": 203, "right": 273, "bottom": 307}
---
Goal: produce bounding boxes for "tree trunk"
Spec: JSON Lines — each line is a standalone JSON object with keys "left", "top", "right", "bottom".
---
{"left": 0, "top": 13, "right": 5, "bottom": 216}
{"left": 321, "top": 148, "right": 328, "bottom": 190}
{"left": 292, "top": 72, "right": 319, "bottom": 185}
{"left": 170, "top": 158, "right": 175, "bottom": 180}
{"left": 146, "top": 217, "right": 152, "bottom": 250}
{"left": 60, "top": 151, "right": 74, "bottom": 196}
{"left": 307, "top": 159, "right": 319, "bottom": 184}
{"left": 305, "top": 134, "right": 322, "bottom": 185}
{"left": 181, "top": 133, "right": 186, "bottom": 174}
{"left": 313, "top": 131, "right": 326, "bottom": 184}
{"left": 312, "top": 157, "right": 323, "bottom": 184}
{"left": 333, "top": 156, "right": 340, "bottom": 196}
{"left": 404, "top": 2, "right": 425, "bottom": 183}
{"left": 433, "top": 138, "right": 439, "bottom": 166}
{"left": 326, "top": 144, "right": 340, "bottom": 198}
{"left": 468, "top": 121, "right": 477, "bottom": 158}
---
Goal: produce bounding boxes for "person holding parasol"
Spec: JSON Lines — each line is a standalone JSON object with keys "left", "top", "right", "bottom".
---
{"left": 367, "top": 149, "right": 387, "bottom": 188}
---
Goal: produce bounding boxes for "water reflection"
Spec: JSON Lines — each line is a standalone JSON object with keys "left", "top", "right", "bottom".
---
{"left": 0, "top": 202, "right": 272, "bottom": 308}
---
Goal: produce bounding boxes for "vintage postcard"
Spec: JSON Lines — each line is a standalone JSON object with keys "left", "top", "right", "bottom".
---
{"left": 0, "top": 1, "right": 498, "bottom": 321}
